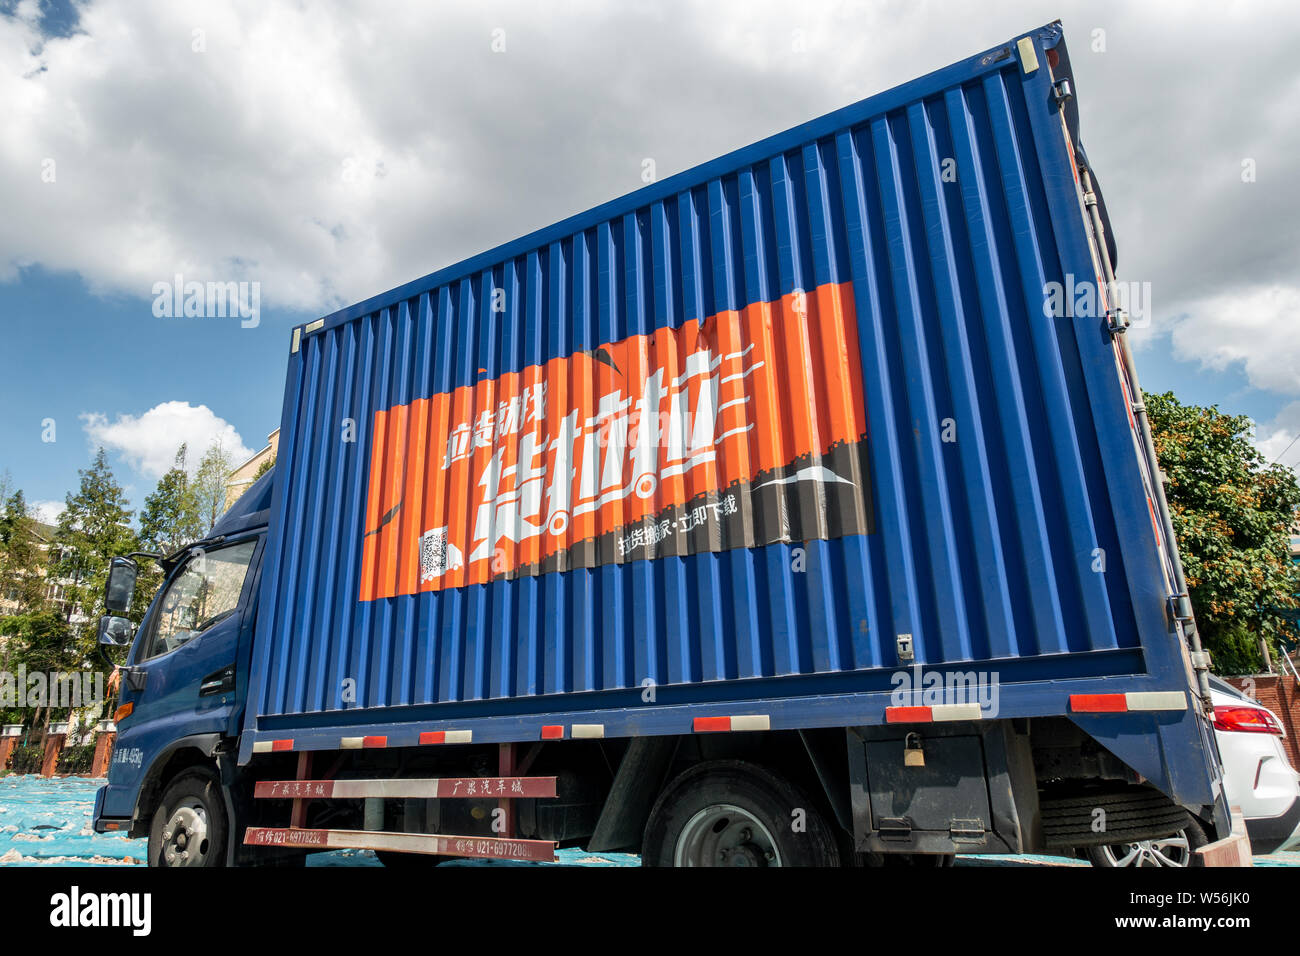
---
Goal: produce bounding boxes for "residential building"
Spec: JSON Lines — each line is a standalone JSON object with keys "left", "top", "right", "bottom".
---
{"left": 225, "top": 428, "right": 279, "bottom": 510}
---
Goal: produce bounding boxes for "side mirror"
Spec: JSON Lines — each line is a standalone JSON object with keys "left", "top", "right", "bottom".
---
{"left": 97, "top": 615, "right": 135, "bottom": 648}
{"left": 104, "top": 556, "right": 138, "bottom": 614}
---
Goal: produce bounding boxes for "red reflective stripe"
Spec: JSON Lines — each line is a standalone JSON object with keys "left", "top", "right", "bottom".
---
{"left": 420, "top": 731, "right": 446, "bottom": 745}
{"left": 271, "top": 739, "right": 294, "bottom": 752}
{"left": 885, "top": 707, "right": 932, "bottom": 723}
{"left": 1071, "top": 694, "right": 1128, "bottom": 713}
{"left": 693, "top": 716, "right": 732, "bottom": 733}
{"left": 362, "top": 736, "right": 387, "bottom": 749}
{"left": 540, "top": 725, "right": 564, "bottom": 740}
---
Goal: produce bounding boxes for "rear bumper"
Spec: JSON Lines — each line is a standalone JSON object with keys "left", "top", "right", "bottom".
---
{"left": 1244, "top": 795, "right": 1300, "bottom": 855}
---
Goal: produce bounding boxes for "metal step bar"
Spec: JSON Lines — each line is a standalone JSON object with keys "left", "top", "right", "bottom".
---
{"left": 244, "top": 826, "right": 556, "bottom": 862}
{"left": 254, "top": 776, "right": 557, "bottom": 800}
{"left": 243, "top": 742, "right": 558, "bottom": 863}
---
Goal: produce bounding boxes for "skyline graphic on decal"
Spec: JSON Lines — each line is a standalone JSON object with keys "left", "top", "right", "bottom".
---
{"left": 752, "top": 465, "right": 856, "bottom": 491}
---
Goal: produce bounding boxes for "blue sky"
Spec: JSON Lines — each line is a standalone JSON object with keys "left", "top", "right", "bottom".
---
{"left": 2, "top": 0, "right": 1298, "bottom": 523}
{"left": 0, "top": 266, "right": 308, "bottom": 518}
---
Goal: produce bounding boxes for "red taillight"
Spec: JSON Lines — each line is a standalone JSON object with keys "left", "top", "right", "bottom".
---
{"left": 1213, "top": 705, "right": 1283, "bottom": 736}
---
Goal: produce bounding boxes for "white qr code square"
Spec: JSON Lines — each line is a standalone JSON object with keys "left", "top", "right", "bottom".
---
{"left": 419, "top": 527, "right": 462, "bottom": 581}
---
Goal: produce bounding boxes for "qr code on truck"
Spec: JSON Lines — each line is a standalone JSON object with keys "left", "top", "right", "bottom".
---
{"left": 419, "top": 526, "right": 462, "bottom": 581}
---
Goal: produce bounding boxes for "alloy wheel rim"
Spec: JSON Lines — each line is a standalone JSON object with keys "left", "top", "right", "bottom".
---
{"left": 1099, "top": 830, "right": 1190, "bottom": 867}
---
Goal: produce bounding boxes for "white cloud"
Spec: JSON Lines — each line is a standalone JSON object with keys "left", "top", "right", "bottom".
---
{"left": 1159, "top": 285, "right": 1300, "bottom": 398}
{"left": 80, "top": 401, "right": 254, "bottom": 480}
{"left": 1255, "top": 400, "right": 1300, "bottom": 475}
{"left": 1, "top": 0, "right": 1291, "bottom": 323}
{"left": 2, "top": 0, "right": 1299, "bottom": 431}
{"left": 30, "top": 499, "right": 65, "bottom": 526}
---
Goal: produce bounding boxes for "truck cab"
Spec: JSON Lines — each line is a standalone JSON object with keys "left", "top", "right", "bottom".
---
{"left": 92, "top": 469, "right": 274, "bottom": 861}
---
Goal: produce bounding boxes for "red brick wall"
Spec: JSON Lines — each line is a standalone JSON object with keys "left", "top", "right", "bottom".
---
{"left": 91, "top": 732, "right": 116, "bottom": 778}
{"left": 1225, "top": 674, "right": 1300, "bottom": 767}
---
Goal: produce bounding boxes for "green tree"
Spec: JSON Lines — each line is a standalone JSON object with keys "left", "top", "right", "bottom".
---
{"left": 1146, "top": 391, "right": 1300, "bottom": 674}
{"left": 253, "top": 455, "right": 275, "bottom": 481}
{"left": 0, "top": 489, "right": 47, "bottom": 614}
{"left": 51, "top": 448, "right": 140, "bottom": 658}
{"left": 139, "top": 444, "right": 203, "bottom": 554}
{"left": 0, "top": 610, "right": 79, "bottom": 740}
{"left": 193, "top": 441, "right": 235, "bottom": 531}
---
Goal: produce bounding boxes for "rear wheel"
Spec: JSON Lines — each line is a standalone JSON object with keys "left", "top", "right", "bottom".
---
{"left": 148, "top": 769, "right": 228, "bottom": 868}
{"left": 1087, "top": 818, "right": 1208, "bottom": 868}
{"left": 642, "top": 760, "right": 839, "bottom": 867}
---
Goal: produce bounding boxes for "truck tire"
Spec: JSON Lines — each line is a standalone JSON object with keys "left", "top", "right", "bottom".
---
{"left": 1086, "top": 817, "right": 1208, "bottom": 868}
{"left": 1040, "top": 785, "right": 1191, "bottom": 849}
{"left": 641, "top": 760, "right": 839, "bottom": 867}
{"left": 148, "top": 769, "right": 228, "bottom": 868}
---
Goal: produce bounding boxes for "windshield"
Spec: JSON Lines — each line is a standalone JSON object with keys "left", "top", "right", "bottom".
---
{"left": 141, "top": 539, "right": 256, "bottom": 661}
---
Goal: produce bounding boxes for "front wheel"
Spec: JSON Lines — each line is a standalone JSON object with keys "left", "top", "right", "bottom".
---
{"left": 148, "top": 769, "right": 228, "bottom": 868}
{"left": 1087, "top": 818, "right": 1207, "bottom": 868}
{"left": 642, "top": 760, "right": 839, "bottom": 867}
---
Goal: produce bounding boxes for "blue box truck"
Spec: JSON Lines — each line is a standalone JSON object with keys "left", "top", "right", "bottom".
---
{"left": 92, "top": 21, "right": 1246, "bottom": 867}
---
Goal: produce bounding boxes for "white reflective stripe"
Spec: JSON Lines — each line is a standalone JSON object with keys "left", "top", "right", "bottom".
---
{"left": 1126, "top": 691, "right": 1187, "bottom": 711}
{"left": 340, "top": 737, "right": 365, "bottom": 750}
{"left": 252, "top": 741, "right": 274, "bottom": 754}
{"left": 729, "top": 715, "right": 770, "bottom": 732}
{"left": 1017, "top": 36, "right": 1039, "bottom": 73}
{"left": 930, "top": 703, "right": 983, "bottom": 721}
{"left": 444, "top": 730, "right": 473, "bottom": 744}
{"left": 571, "top": 724, "right": 605, "bottom": 739}
{"left": 330, "top": 780, "right": 421, "bottom": 799}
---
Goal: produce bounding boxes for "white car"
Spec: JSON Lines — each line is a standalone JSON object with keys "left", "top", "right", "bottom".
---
{"left": 1089, "top": 675, "right": 1300, "bottom": 866}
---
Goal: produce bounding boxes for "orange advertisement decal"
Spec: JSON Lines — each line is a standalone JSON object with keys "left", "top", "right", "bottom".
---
{"left": 359, "top": 280, "right": 872, "bottom": 600}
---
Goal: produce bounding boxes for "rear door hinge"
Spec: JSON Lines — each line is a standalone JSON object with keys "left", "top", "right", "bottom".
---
{"left": 950, "top": 819, "right": 987, "bottom": 844}
{"left": 1169, "top": 593, "right": 1194, "bottom": 624}
{"left": 877, "top": 818, "right": 913, "bottom": 842}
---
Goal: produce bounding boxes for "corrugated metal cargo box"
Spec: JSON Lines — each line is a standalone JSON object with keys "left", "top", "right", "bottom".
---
{"left": 242, "top": 22, "right": 1185, "bottom": 753}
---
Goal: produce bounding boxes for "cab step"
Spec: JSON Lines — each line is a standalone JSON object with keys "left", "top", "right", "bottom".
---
{"left": 253, "top": 776, "right": 557, "bottom": 800}
{"left": 244, "top": 827, "right": 556, "bottom": 862}
{"left": 244, "top": 744, "right": 558, "bottom": 862}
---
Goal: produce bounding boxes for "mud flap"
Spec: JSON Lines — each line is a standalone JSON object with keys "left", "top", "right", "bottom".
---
{"left": 1196, "top": 806, "right": 1253, "bottom": 867}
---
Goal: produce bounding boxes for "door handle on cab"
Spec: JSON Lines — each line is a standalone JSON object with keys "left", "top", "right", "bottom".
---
{"left": 199, "top": 665, "right": 235, "bottom": 697}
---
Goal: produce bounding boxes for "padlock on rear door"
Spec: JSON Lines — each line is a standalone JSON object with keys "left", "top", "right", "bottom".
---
{"left": 904, "top": 732, "right": 925, "bottom": 767}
